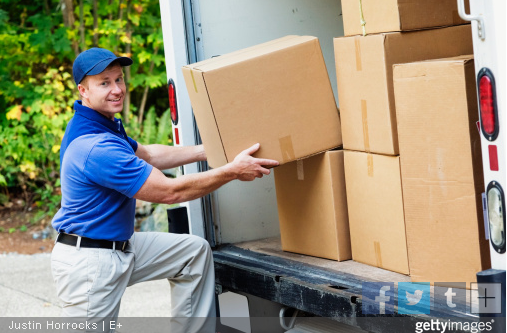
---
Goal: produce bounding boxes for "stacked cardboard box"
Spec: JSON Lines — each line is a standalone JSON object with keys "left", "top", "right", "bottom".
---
{"left": 334, "top": 25, "right": 473, "bottom": 155}
{"left": 341, "top": 0, "right": 467, "bottom": 37}
{"left": 343, "top": 151, "right": 408, "bottom": 273}
{"left": 334, "top": 3, "right": 474, "bottom": 274}
{"left": 274, "top": 150, "right": 351, "bottom": 261}
{"left": 393, "top": 55, "right": 490, "bottom": 286}
{"left": 182, "top": 35, "right": 342, "bottom": 169}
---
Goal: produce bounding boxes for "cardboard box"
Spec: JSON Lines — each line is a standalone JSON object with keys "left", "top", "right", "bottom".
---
{"left": 344, "top": 150, "right": 409, "bottom": 274}
{"left": 334, "top": 25, "right": 473, "bottom": 155}
{"left": 182, "top": 35, "right": 342, "bottom": 168}
{"left": 393, "top": 55, "right": 490, "bottom": 286}
{"left": 274, "top": 150, "right": 351, "bottom": 261}
{"left": 341, "top": 0, "right": 467, "bottom": 37}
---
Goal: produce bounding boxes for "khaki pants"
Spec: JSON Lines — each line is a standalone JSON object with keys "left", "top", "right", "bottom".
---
{"left": 51, "top": 232, "right": 216, "bottom": 332}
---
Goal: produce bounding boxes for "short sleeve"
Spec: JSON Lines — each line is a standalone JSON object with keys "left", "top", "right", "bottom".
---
{"left": 83, "top": 136, "right": 153, "bottom": 198}
{"left": 127, "top": 137, "right": 138, "bottom": 152}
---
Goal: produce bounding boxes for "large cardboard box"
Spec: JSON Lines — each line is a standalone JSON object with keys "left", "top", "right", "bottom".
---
{"left": 344, "top": 150, "right": 409, "bottom": 274}
{"left": 341, "top": 0, "right": 467, "bottom": 37}
{"left": 334, "top": 25, "right": 473, "bottom": 156}
{"left": 274, "top": 150, "right": 351, "bottom": 261}
{"left": 182, "top": 36, "right": 342, "bottom": 168}
{"left": 393, "top": 55, "right": 490, "bottom": 286}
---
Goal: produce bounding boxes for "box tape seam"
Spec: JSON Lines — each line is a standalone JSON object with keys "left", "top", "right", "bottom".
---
{"left": 374, "top": 241, "right": 382, "bottom": 268}
{"left": 190, "top": 69, "right": 198, "bottom": 93}
{"left": 297, "top": 160, "right": 304, "bottom": 181}
{"left": 279, "top": 136, "right": 296, "bottom": 164}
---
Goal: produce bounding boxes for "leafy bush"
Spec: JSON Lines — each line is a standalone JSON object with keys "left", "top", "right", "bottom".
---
{"left": 0, "top": 1, "right": 172, "bottom": 222}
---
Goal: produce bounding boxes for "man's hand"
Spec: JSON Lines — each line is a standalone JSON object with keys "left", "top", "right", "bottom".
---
{"left": 226, "top": 143, "right": 280, "bottom": 181}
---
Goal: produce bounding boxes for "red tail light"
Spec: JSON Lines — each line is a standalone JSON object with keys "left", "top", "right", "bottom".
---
{"left": 174, "top": 127, "right": 180, "bottom": 145}
{"left": 489, "top": 145, "right": 499, "bottom": 171}
{"left": 168, "top": 79, "right": 178, "bottom": 125}
{"left": 478, "top": 68, "right": 498, "bottom": 141}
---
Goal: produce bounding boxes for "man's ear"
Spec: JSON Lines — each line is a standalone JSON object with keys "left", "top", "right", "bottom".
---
{"left": 77, "top": 83, "right": 88, "bottom": 99}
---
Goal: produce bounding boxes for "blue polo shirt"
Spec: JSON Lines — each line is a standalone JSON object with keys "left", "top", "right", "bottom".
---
{"left": 52, "top": 101, "right": 153, "bottom": 241}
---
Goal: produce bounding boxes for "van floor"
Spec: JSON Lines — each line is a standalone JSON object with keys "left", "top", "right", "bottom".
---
{"left": 232, "top": 237, "right": 411, "bottom": 283}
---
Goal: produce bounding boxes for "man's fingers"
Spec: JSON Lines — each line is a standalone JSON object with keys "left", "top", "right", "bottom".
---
{"left": 239, "top": 144, "right": 280, "bottom": 167}
{"left": 242, "top": 143, "right": 261, "bottom": 156}
{"left": 259, "top": 167, "right": 271, "bottom": 176}
{"left": 255, "top": 158, "right": 280, "bottom": 167}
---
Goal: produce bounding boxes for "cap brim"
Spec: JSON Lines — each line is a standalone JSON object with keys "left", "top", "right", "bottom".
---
{"left": 86, "top": 56, "right": 133, "bottom": 77}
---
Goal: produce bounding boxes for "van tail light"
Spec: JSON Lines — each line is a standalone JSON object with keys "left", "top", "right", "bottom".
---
{"left": 168, "top": 79, "right": 178, "bottom": 125}
{"left": 478, "top": 68, "right": 498, "bottom": 141}
{"left": 487, "top": 182, "right": 506, "bottom": 254}
{"left": 174, "top": 127, "right": 180, "bottom": 145}
{"left": 489, "top": 145, "right": 499, "bottom": 171}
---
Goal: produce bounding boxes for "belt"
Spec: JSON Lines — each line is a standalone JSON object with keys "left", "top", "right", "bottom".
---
{"left": 57, "top": 233, "right": 129, "bottom": 252}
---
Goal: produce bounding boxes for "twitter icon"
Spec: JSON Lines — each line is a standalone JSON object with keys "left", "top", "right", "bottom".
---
{"left": 398, "top": 282, "right": 431, "bottom": 314}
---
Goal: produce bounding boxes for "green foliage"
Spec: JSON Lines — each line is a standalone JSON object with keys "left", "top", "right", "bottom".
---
{"left": 136, "top": 107, "right": 173, "bottom": 145}
{"left": 155, "top": 109, "right": 172, "bottom": 145}
{"left": 0, "top": 1, "right": 171, "bottom": 220}
{"left": 141, "top": 106, "right": 157, "bottom": 144}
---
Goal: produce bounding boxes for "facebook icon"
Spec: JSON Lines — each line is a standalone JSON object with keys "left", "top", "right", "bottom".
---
{"left": 362, "top": 282, "right": 395, "bottom": 314}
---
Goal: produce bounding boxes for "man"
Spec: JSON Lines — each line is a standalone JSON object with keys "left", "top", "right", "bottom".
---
{"left": 51, "top": 48, "right": 279, "bottom": 330}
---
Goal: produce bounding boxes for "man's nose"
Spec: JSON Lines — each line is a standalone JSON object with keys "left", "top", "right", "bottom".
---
{"left": 112, "top": 82, "right": 122, "bottom": 94}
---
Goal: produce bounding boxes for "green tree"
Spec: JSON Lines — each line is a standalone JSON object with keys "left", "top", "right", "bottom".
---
{"left": 0, "top": 0, "right": 171, "bottom": 221}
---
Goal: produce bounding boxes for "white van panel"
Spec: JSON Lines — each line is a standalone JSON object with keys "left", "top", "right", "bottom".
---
{"left": 468, "top": 0, "right": 506, "bottom": 269}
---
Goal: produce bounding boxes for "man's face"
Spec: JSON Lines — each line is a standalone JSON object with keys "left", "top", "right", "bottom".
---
{"left": 78, "top": 63, "right": 126, "bottom": 120}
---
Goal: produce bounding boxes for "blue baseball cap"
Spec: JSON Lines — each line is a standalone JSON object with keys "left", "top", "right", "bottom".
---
{"left": 73, "top": 48, "right": 133, "bottom": 85}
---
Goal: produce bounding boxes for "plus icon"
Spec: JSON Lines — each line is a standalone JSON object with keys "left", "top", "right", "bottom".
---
{"left": 478, "top": 288, "right": 496, "bottom": 308}
{"left": 471, "top": 283, "right": 502, "bottom": 314}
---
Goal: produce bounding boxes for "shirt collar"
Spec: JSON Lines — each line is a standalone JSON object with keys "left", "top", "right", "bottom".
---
{"left": 73, "top": 100, "right": 123, "bottom": 134}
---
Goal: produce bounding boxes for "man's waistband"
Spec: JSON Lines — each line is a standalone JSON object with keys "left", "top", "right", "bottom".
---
{"left": 56, "top": 233, "right": 129, "bottom": 252}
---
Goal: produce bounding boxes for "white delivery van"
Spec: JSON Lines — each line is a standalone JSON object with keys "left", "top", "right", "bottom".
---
{"left": 159, "top": 0, "right": 506, "bottom": 332}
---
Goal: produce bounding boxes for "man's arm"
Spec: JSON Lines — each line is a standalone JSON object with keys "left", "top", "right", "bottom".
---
{"left": 135, "top": 143, "right": 206, "bottom": 170}
{"left": 133, "top": 143, "right": 279, "bottom": 204}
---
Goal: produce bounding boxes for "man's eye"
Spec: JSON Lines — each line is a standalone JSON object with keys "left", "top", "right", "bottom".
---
{"left": 101, "top": 82, "right": 108, "bottom": 86}
{"left": 116, "top": 77, "right": 124, "bottom": 83}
